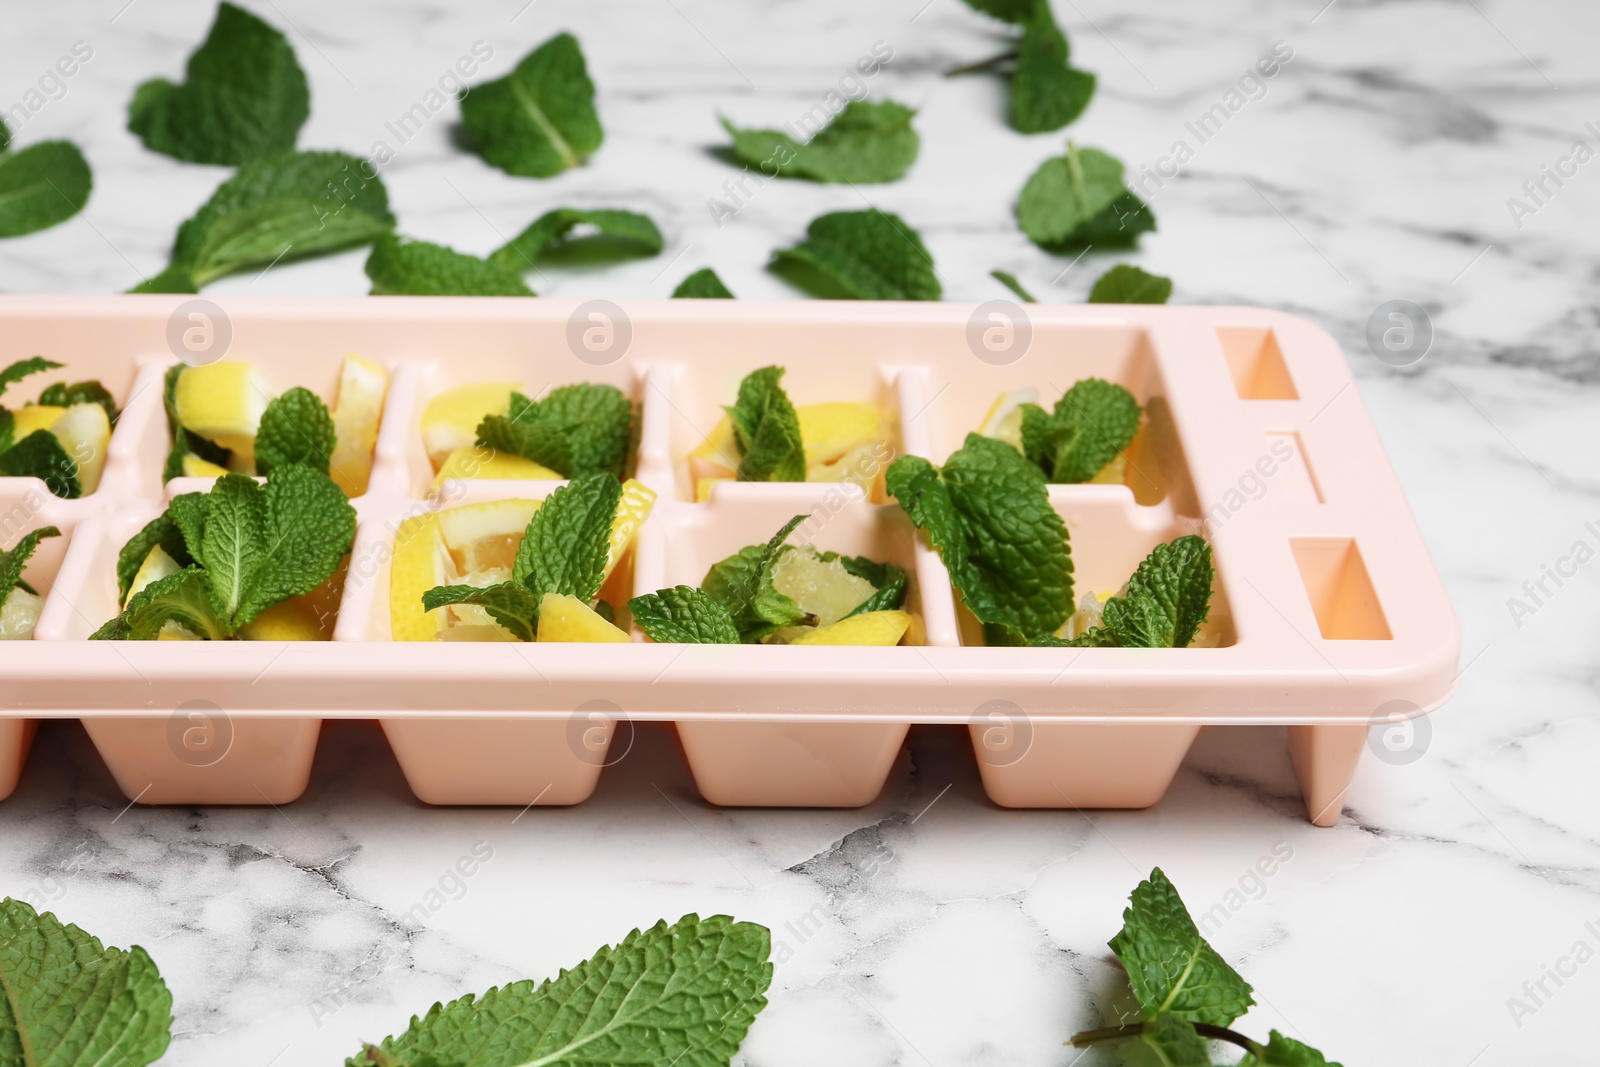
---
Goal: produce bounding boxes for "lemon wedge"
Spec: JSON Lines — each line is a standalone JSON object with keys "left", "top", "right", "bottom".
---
{"left": 788, "top": 609, "right": 913, "bottom": 646}
{"left": 48, "top": 403, "right": 112, "bottom": 494}
{"left": 978, "top": 388, "right": 1038, "bottom": 453}
{"left": 389, "top": 512, "right": 452, "bottom": 641}
{"left": 174, "top": 362, "right": 272, "bottom": 462}
{"left": 438, "top": 498, "right": 540, "bottom": 577}
{"left": 239, "top": 561, "right": 345, "bottom": 641}
{"left": 604, "top": 478, "right": 655, "bottom": 584}
{"left": 12, "top": 405, "right": 65, "bottom": 439}
{"left": 430, "top": 446, "right": 562, "bottom": 490}
{"left": 422, "top": 382, "right": 519, "bottom": 470}
{"left": 124, "top": 545, "right": 203, "bottom": 640}
{"left": 799, "top": 401, "right": 882, "bottom": 466}
{"left": 688, "top": 414, "right": 740, "bottom": 483}
{"left": 536, "top": 592, "right": 631, "bottom": 643}
{"left": 329, "top": 354, "right": 388, "bottom": 497}
{"left": 181, "top": 454, "right": 230, "bottom": 478}
{"left": 0, "top": 587, "right": 44, "bottom": 641}
{"left": 770, "top": 547, "right": 879, "bottom": 628}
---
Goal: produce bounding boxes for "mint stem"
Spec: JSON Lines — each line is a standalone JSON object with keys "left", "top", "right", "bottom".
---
{"left": 944, "top": 51, "right": 1018, "bottom": 77}
{"left": 1069, "top": 1022, "right": 1261, "bottom": 1054}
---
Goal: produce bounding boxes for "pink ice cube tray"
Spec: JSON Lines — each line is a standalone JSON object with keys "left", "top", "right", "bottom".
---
{"left": 0, "top": 296, "right": 1458, "bottom": 824}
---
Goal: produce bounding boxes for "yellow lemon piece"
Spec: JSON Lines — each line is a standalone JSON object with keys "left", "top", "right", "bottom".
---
{"left": 695, "top": 475, "right": 731, "bottom": 502}
{"left": 788, "top": 609, "right": 913, "bottom": 646}
{"left": 438, "top": 623, "right": 518, "bottom": 642}
{"left": 329, "top": 354, "right": 388, "bottom": 498}
{"left": 125, "top": 546, "right": 181, "bottom": 605}
{"left": 422, "top": 382, "right": 519, "bottom": 470}
{"left": 536, "top": 592, "right": 631, "bottom": 643}
{"left": 604, "top": 478, "right": 655, "bottom": 584}
{"left": 389, "top": 512, "right": 453, "bottom": 641}
{"left": 182, "top": 453, "right": 230, "bottom": 478}
{"left": 174, "top": 361, "right": 271, "bottom": 457}
{"left": 430, "top": 446, "right": 562, "bottom": 490}
{"left": 0, "top": 587, "right": 44, "bottom": 641}
{"left": 798, "top": 401, "right": 881, "bottom": 467}
{"left": 238, "top": 596, "right": 331, "bottom": 641}
{"left": 689, "top": 414, "right": 740, "bottom": 483}
{"left": 1090, "top": 452, "right": 1128, "bottom": 486}
{"left": 978, "top": 388, "right": 1038, "bottom": 453}
{"left": 770, "top": 546, "right": 879, "bottom": 628}
{"left": 12, "top": 405, "right": 65, "bottom": 439}
{"left": 49, "top": 403, "right": 112, "bottom": 495}
{"left": 437, "top": 498, "right": 540, "bottom": 576}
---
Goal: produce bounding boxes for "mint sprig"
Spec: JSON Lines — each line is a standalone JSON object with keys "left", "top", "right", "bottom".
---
{"left": 476, "top": 384, "right": 633, "bottom": 478}
{"left": 460, "top": 32, "right": 602, "bottom": 178}
{"left": 1071, "top": 535, "right": 1214, "bottom": 649}
{"left": 628, "top": 585, "right": 743, "bottom": 644}
{"left": 254, "top": 386, "right": 335, "bottom": 477}
{"left": 127, "top": 1, "right": 309, "bottom": 165}
{"left": 721, "top": 99, "right": 920, "bottom": 183}
{"left": 0, "top": 526, "right": 59, "bottom": 614}
{"left": 950, "top": 0, "right": 1094, "bottom": 134}
{"left": 1089, "top": 263, "right": 1172, "bottom": 303}
{"left": 726, "top": 366, "right": 805, "bottom": 482}
{"left": 772, "top": 209, "right": 941, "bottom": 301}
{"left": 1017, "top": 141, "right": 1154, "bottom": 250}
{"left": 673, "top": 267, "right": 734, "bottom": 298}
{"left": 0, "top": 898, "right": 173, "bottom": 1067}
{"left": 0, "top": 138, "right": 92, "bottom": 239}
{"left": 1018, "top": 377, "right": 1142, "bottom": 483}
{"left": 365, "top": 234, "right": 534, "bottom": 297}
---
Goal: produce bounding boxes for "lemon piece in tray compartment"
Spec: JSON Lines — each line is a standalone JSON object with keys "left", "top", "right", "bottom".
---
{"left": 690, "top": 401, "right": 885, "bottom": 483}
{"left": 421, "top": 382, "right": 519, "bottom": 470}
{"left": 788, "top": 609, "right": 913, "bottom": 646}
{"left": 181, "top": 453, "right": 230, "bottom": 478}
{"left": 0, "top": 587, "right": 44, "bottom": 641}
{"left": 430, "top": 446, "right": 562, "bottom": 489}
{"left": 124, "top": 545, "right": 202, "bottom": 640}
{"left": 770, "top": 547, "right": 879, "bottom": 629}
{"left": 390, "top": 512, "right": 453, "bottom": 641}
{"left": 438, "top": 498, "right": 540, "bottom": 576}
{"left": 604, "top": 478, "right": 655, "bottom": 585}
{"left": 174, "top": 361, "right": 272, "bottom": 461}
{"left": 978, "top": 388, "right": 1038, "bottom": 453}
{"left": 12, "top": 405, "right": 65, "bottom": 439}
{"left": 536, "top": 593, "right": 631, "bottom": 643}
{"left": 329, "top": 354, "right": 388, "bottom": 497}
{"left": 46, "top": 402, "right": 112, "bottom": 494}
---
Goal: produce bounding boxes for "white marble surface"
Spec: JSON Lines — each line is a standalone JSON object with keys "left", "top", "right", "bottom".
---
{"left": 2, "top": 0, "right": 1598, "bottom": 1063}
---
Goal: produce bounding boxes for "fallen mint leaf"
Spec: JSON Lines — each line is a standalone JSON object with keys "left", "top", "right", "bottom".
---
{"left": 0, "top": 141, "right": 92, "bottom": 238}
{"left": 1011, "top": 11, "right": 1095, "bottom": 133}
{"left": 1141, "top": 1013, "right": 1211, "bottom": 1067}
{"left": 488, "top": 207, "right": 662, "bottom": 270}
{"left": 1017, "top": 142, "right": 1154, "bottom": 250}
{"left": 673, "top": 267, "right": 734, "bottom": 298}
{"left": 721, "top": 99, "right": 920, "bottom": 183}
{"left": 459, "top": 32, "right": 602, "bottom": 178}
{"left": 771, "top": 209, "right": 940, "bottom": 301}
{"left": 366, "top": 234, "right": 533, "bottom": 296}
{"left": 1240, "top": 1031, "right": 1344, "bottom": 1066}
{"left": 991, "top": 269, "right": 1037, "bottom": 302}
{"left": 1109, "top": 867, "right": 1254, "bottom": 1027}
{"left": 1088, "top": 263, "right": 1172, "bottom": 304}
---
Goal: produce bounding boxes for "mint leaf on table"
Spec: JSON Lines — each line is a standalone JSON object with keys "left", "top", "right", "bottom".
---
{"left": 349, "top": 914, "right": 771, "bottom": 1067}
{"left": 487, "top": 208, "right": 662, "bottom": 270}
{"left": 1074, "top": 535, "right": 1213, "bottom": 649}
{"left": 1089, "top": 263, "right": 1172, "bottom": 303}
{"left": 0, "top": 898, "right": 173, "bottom": 1066}
{"left": 90, "top": 567, "right": 226, "bottom": 640}
{"left": 991, "top": 269, "right": 1037, "bottom": 303}
{"left": 0, "top": 141, "right": 92, "bottom": 238}
{"left": 0, "top": 526, "right": 59, "bottom": 613}
{"left": 476, "top": 383, "right": 633, "bottom": 478}
{"left": 1109, "top": 868, "right": 1254, "bottom": 1027}
{"left": 721, "top": 99, "right": 920, "bottom": 183}
{"left": 1240, "top": 1031, "right": 1343, "bottom": 1066}
{"left": 0, "top": 357, "right": 63, "bottom": 398}
{"left": 422, "top": 583, "right": 540, "bottom": 642}
{"left": 459, "top": 32, "right": 602, "bottom": 178}
{"left": 126, "top": 1, "right": 308, "bottom": 165}
{"left": 1012, "top": 9, "right": 1096, "bottom": 133}
{"left": 1019, "top": 377, "right": 1141, "bottom": 483}
{"left": 630, "top": 585, "right": 742, "bottom": 644}
{"left": 254, "top": 386, "right": 335, "bottom": 477}
{"left": 725, "top": 366, "right": 805, "bottom": 482}
{"left": 133, "top": 150, "right": 395, "bottom": 293}
{"left": 366, "top": 234, "right": 534, "bottom": 296}
{"left": 514, "top": 472, "right": 621, "bottom": 605}
{"left": 0, "top": 117, "right": 8, "bottom": 153}
{"left": 1017, "top": 142, "right": 1154, "bottom": 250}
{"left": 673, "top": 268, "right": 733, "bottom": 298}
{"left": 771, "top": 209, "right": 941, "bottom": 301}
{"left": 0, "top": 431, "right": 79, "bottom": 499}
{"left": 163, "top": 365, "right": 232, "bottom": 481}
{"left": 1140, "top": 1013, "right": 1211, "bottom": 1067}
{"left": 38, "top": 380, "right": 119, "bottom": 423}
{"left": 887, "top": 434, "right": 1073, "bottom": 641}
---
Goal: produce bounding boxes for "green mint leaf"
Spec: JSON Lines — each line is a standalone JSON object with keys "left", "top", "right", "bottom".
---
{"left": 348, "top": 914, "right": 771, "bottom": 1067}
{"left": 233, "top": 464, "right": 356, "bottom": 628}
{"left": 0, "top": 117, "right": 9, "bottom": 153}
{"left": 38, "top": 380, "right": 119, "bottom": 424}
{"left": 1089, "top": 263, "right": 1172, "bottom": 303}
{"left": 0, "top": 409, "right": 11, "bottom": 455}
{"left": 1240, "top": 1031, "right": 1344, "bottom": 1067}
{"left": 844, "top": 560, "right": 908, "bottom": 617}
{"left": 1140, "top": 1013, "right": 1210, "bottom": 1067}
{"left": 1017, "top": 143, "right": 1154, "bottom": 250}
{"left": 136, "top": 150, "right": 395, "bottom": 292}
{"left": 196, "top": 472, "right": 267, "bottom": 624}
{"left": 422, "top": 582, "right": 540, "bottom": 642}
{"left": 1020, "top": 377, "right": 1141, "bottom": 483}
{"left": 126, "top": 1, "right": 308, "bottom": 165}
{"left": 365, "top": 233, "right": 534, "bottom": 296}
{"left": 165, "top": 492, "right": 212, "bottom": 565}
{"left": 0, "top": 357, "right": 64, "bottom": 400}
{"left": 0, "top": 897, "right": 173, "bottom": 1065}
{"left": 726, "top": 366, "right": 805, "bottom": 482}
{"left": 162, "top": 365, "right": 232, "bottom": 481}
{"left": 721, "top": 99, "right": 920, "bottom": 184}
{"left": 477, "top": 384, "right": 633, "bottom": 478}
{"left": 0, "top": 526, "right": 59, "bottom": 614}
{"left": 254, "top": 386, "right": 335, "bottom": 477}
{"left": 0, "top": 430, "right": 79, "bottom": 499}
{"left": 1109, "top": 867, "right": 1254, "bottom": 1027}
{"left": 514, "top": 472, "right": 621, "bottom": 605}
{"left": 991, "top": 269, "right": 1037, "bottom": 302}
{"left": 90, "top": 566, "right": 226, "bottom": 640}
{"left": 459, "top": 32, "right": 602, "bottom": 178}
{"left": 0, "top": 141, "right": 92, "bottom": 239}
{"left": 116, "top": 512, "right": 195, "bottom": 604}
{"left": 699, "top": 515, "right": 809, "bottom": 642}
{"left": 772, "top": 209, "right": 941, "bottom": 300}
{"left": 488, "top": 208, "right": 663, "bottom": 270}
{"left": 1087, "top": 535, "right": 1214, "bottom": 649}
{"left": 630, "top": 586, "right": 742, "bottom": 644}
{"left": 1011, "top": 11, "right": 1095, "bottom": 134}
{"left": 700, "top": 544, "right": 766, "bottom": 618}
{"left": 888, "top": 435, "right": 1073, "bottom": 639}
{"left": 957, "top": 0, "right": 1041, "bottom": 24}
{"left": 672, "top": 268, "right": 734, "bottom": 298}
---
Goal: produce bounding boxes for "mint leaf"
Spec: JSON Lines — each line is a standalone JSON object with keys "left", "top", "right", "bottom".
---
{"left": 1077, "top": 536, "right": 1213, "bottom": 649}
{"left": 487, "top": 208, "right": 662, "bottom": 270}
{"left": 0, "top": 357, "right": 63, "bottom": 400}
{"left": 514, "top": 472, "right": 621, "bottom": 605}
{"left": 991, "top": 269, "right": 1037, "bottom": 302}
{"left": 126, "top": 1, "right": 308, "bottom": 165}
{"left": 0, "top": 141, "right": 92, "bottom": 238}
{"left": 459, "top": 32, "right": 602, "bottom": 178}
{"left": 0, "top": 897, "right": 173, "bottom": 1065}
{"left": 1017, "top": 142, "right": 1154, "bottom": 250}
{"left": 726, "top": 366, "right": 805, "bottom": 482}
{"left": 255, "top": 386, "right": 335, "bottom": 477}
{"left": 90, "top": 566, "right": 226, "bottom": 640}
{"left": 422, "top": 583, "right": 539, "bottom": 642}
{"left": 163, "top": 364, "right": 232, "bottom": 481}
{"left": 0, "top": 410, "right": 10, "bottom": 455}
{"left": 772, "top": 209, "right": 940, "bottom": 301}
{"left": 630, "top": 586, "right": 741, "bottom": 644}
{"left": 38, "top": 380, "right": 119, "bottom": 424}
{"left": 0, "top": 117, "right": 9, "bottom": 153}
{"left": 839, "top": 558, "right": 908, "bottom": 616}
{"left": 0, "top": 430, "right": 79, "bottom": 499}
{"left": 197, "top": 472, "right": 266, "bottom": 623}
{"left": 1240, "top": 1031, "right": 1343, "bottom": 1067}
{"left": 349, "top": 914, "right": 771, "bottom": 1067}
{"left": 887, "top": 435, "right": 1073, "bottom": 640}
{"left": 1141, "top": 1013, "right": 1210, "bottom": 1067}
{"left": 165, "top": 492, "right": 211, "bottom": 564}
{"left": 366, "top": 234, "right": 534, "bottom": 296}
{"left": 234, "top": 464, "right": 356, "bottom": 628}
{"left": 116, "top": 513, "right": 195, "bottom": 603}
{"left": 673, "top": 268, "right": 733, "bottom": 298}
{"left": 721, "top": 99, "right": 920, "bottom": 183}
{"left": 958, "top": 0, "right": 1040, "bottom": 23}
{"left": 0, "top": 526, "right": 59, "bottom": 613}
{"left": 1109, "top": 868, "right": 1254, "bottom": 1027}
{"left": 476, "top": 384, "right": 633, "bottom": 478}
{"left": 699, "top": 516, "right": 808, "bottom": 643}
{"left": 1020, "top": 377, "right": 1141, "bottom": 483}
{"left": 1012, "top": 11, "right": 1095, "bottom": 133}
{"left": 135, "top": 150, "right": 395, "bottom": 292}
{"left": 1089, "top": 263, "right": 1172, "bottom": 303}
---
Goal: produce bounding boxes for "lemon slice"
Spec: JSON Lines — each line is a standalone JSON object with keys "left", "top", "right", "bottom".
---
{"left": 124, "top": 546, "right": 203, "bottom": 640}
{"left": 389, "top": 512, "right": 453, "bottom": 641}
{"left": 770, "top": 546, "right": 879, "bottom": 628}
{"left": 1090, "top": 453, "right": 1127, "bottom": 486}
{"left": 174, "top": 361, "right": 272, "bottom": 460}
{"left": 695, "top": 475, "right": 731, "bottom": 502}
{"left": 431, "top": 446, "right": 562, "bottom": 490}
{"left": 604, "top": 478, "right": 655, "bottom": 584}
{"left": 329, "top": 354, "right": 388, "bottom": 497}
{"left": 438, "top": 498, "right": 540, "bottom": 576}
{"left": 0, "top": 587, "right": 44, "bottom": 641}
{"left": 978, "top": 388, "right": 1038, "bottom": 452}
{"left": 788, "top": 609, "right": 913, "bottom": 646}
{"left": 182, "top": 454, "right": 230, "bottom": 478}
{"left": 799, "top": 401, "right": 881, "bottom": 467}
{"left": 48, "top": 403, "right": 112, "bottom": 494}
{"left": 422, "top": 382, "right": 519, "bottom": 470}
{"left": 536, "top": 593, "right": 631, "bottom": 643}
{"left": 11, "top": 405, "right": 65, "bottom": 439}
{"left": 688, "top": 414, "right": 740, "bottom": 483}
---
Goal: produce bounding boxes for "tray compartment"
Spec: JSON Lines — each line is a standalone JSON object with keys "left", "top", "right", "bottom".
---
{"left": 677, "top": 720, "right": 908, "bottom": 807}
{"left": 0, "top": 349, "right": 145, "bottom": 501}
{"left": 973, "top": 720, "right": 1200, "bottom": 809}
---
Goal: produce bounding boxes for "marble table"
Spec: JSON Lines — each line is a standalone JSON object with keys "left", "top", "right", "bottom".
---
{"left": 2, "top": 0, "right": 1596, "bottom": 1063}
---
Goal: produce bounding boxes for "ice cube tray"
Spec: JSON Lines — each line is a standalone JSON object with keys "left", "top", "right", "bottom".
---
{"left": 0, "top": 296, "right": 1459, "bottom": 824}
